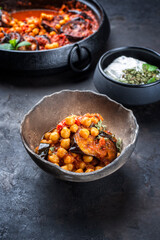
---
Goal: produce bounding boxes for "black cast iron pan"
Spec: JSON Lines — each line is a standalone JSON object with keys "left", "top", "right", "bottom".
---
{"left": 0, "top": 0, "right": 110, "bottom": 74}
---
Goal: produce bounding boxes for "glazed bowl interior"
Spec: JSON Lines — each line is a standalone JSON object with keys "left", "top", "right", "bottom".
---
{"left": 100, "top": 47, "right": 160, "bottom": 85}
{"left": 21, "top": 90, "right": 139, "bottom": 182}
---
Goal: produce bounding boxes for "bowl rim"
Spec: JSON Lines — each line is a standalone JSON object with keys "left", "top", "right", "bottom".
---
{"left": 20, "top": 89, "right": 139, "bottom": 177}
{"left": 0, "top": 0, "right": 107, "bottom": 54}
{"left": 98, "top": 46, "right": 160, "bottom": 88}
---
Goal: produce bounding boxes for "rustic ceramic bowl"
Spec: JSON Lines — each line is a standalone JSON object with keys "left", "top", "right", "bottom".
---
{"left": 20, "top": 90, "right": 139, "bottom": 182}
{"left": 93, "top": 46, "right": 160, "bottom": 105}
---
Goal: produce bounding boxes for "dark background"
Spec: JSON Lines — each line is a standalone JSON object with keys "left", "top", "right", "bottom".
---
{"left": 0, "top": 0, "right": 160, "bottom": 239}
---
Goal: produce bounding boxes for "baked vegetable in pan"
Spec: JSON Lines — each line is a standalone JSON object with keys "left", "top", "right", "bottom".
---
{"left": 0, "top": 1, "right": 99, "bottom": 51}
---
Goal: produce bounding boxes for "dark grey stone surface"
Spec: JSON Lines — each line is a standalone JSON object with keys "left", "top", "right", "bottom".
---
{"left": 0, "top": 0, "right": 160, "bottom": 239}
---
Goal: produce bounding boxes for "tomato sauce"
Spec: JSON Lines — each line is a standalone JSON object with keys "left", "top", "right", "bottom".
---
{"left": 0, "top": 2, "right": 99, "bottom": 51}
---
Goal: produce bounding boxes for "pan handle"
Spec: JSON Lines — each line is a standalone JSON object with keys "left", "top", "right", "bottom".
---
{"left": 68, "top": 44, "right": 92, "bottom": 72}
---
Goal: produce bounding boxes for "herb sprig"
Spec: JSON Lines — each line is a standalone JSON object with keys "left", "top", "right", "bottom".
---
{"left": 49, "top": 146, "right": 55, "bottom": 152}
{"left": 116, "top": 138, "right": 123, "bottom": 152}
{"left": 0, "top": 39, "right": 31, "bottom": 50}
{"left": 95, "top": 120, "right": 106, "bottom": 131}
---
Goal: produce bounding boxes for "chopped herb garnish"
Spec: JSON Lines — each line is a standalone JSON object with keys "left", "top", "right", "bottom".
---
{"left": 104, "top": 137, "right": 109, "bottom": 141}
{"left": 49, "top": 146, "right": 55, "bottom": 152}
{"left": 0, "top": 7, "right": 3, "bottom": 10}
{"left": 95, "top": 120, "right": 107, "bottom": 130}
{"left": 116, "top": 138, "right": 123, "bottom": 152}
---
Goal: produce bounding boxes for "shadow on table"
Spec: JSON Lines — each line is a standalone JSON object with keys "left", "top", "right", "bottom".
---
{"left": 0, "top": 67, "right": 94, "bottom": 87}
{"left": 38, "top": 168, "right": 135, "bottom": 230}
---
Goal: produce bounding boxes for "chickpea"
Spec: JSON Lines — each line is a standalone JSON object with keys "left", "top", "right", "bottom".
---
{"left": 50, "top": 31, "right": 56, "bottom": 36}
{"left": 61, "top": 127, "right": 70, "bottom": 139}
{"left": 48, "top": 154, "right": 59, "bottom": 164}
{"left": 27, "top": 19, "right": 35, "bottom": 24}
{"left": 48, "top": 149, "right": 52, "bottom": 155}
{"left": 91, "top": 117, "right": 99, "bottom": 124}
{"left": 14, "top": 27, "right": 21, "bottom": 33}
{"left": 67, "top": 163, "right": 74, "bottom": 171}
{"left": 45, "top": 42, "right": 59, "bottom": 49}
{"left": 65, "top": 116, "right": 75, "bottom": 126}
{"left": 50, "top": 131, "right": 60, "bottom": 143}
{"left": 39, "top": 29, "right": 46, "bottom": 35}
{"left": 81, "top": 117, "right": 92, "bottom": 127}
{"left": 57, "top": 147, "right": 67, "bottom": 158}
{"left": 64, "top": 155, "right": 74, "bottom": 164}
{"left": 79, "top": 161, "right": 86, "bottom": 169}
{"left": 83, "top": 155, "right": 93, "bottom": 163}
{"left": 54, "top": 163, "right": 59, "bottom": 166}
{"left": 40, "top": 139, "right": 48, "bottom": 143}
{"left": 64, "top": 15, "right": 70, "bottom": 21}
{"left": 59, "top": 19, "right": 66, "bottom": 25}
{"left": 29, "top": 24, "right": 36, "bottom": 29}
{"left": 71, "top": 153, "right": 78, "bottom": 158}
{"left": 61, "top": 138, "right": 70, "bottom": 149}
{"left": 0, "top": 32, "right": 4, "bottom": 38}
{"left": 75, "top": 169, "right": 83, "bottom": 173}
{"left": 79, "top": 129, "right": 89, "bottom": 139}
{"left": 95, "top": 166, "right": 103, "bottom": 171}
{"left": 55, "top": 24, "right": 61, "bottom": 30}
{"left": 91, "top": 127, "right": 99, "bottom": 137}
{"left": 44, "top": 132, "right": 51, "bottom": 140}
{"left": 41, "top": 13, "right": 54, "bottom": 21}
{"left": 85, "top": 169, "right": 94, "bottom": 173}
{"left": 26, "top": 27, "right": 32, "bottom": 33}
{"left": 61, "top": 165, "right": 68, "bottom": 171}
{"left": 70, "top": 124, "right": 79, "bottom": 133}
{"left": 32, "top": 28, "right": 39, "bottom": 35}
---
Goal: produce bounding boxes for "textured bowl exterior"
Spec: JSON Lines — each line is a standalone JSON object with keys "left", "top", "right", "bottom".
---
{"left": 20, "top": 90, "right": 139, "bottom": 182}
{"left": 94, "top": 47, "right": 160, "bottom": 105}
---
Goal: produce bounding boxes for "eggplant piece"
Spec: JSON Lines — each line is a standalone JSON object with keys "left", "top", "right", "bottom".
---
{"left": 38, "top": 143, "right": 50, "bottom": 159}
{"left": 41, "top": 20, "right": 57, "bottom": 33}
{"left": 9, "top": 32, "right": 21, "bottom": 44}
{"left": 60, "top": 18, "right": 86, "bottom": 42}
{"left": 68, "top": 10, "right": 93, "bottom": 21}
{"left": 80, "top": 12, "right": 93, "bottom": 21}
{"left": 23, "top": 35, "right": 39, "bottom": 50}
{"left": 0, "top": 10, "right": 11, "bottom": 27}
{"left": 0, "top": 31, "right": 10, "bottom": 43}
{"left": 64, "top": 34, "right": 84, "bottom": 42}
{"left": 98, "top": 131, "right": 116, "bottom": 146}
{"left": 69, "top": 129, "right": 117, "bottom": 161}
{"left": 35, "top": 35, "right": 51, "bottom": 43}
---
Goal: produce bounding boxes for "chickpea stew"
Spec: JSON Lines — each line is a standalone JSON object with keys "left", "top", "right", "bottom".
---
{"left": 0, "top": 1, "right": 99, "bottom": 51}
{"left": 35, "top": 113, "right": 123, "bottom": 173}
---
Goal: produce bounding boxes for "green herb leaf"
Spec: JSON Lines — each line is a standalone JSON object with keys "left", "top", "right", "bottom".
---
{"left": 147, "top": 77, "right": 156, "bottom": 84}
{"left": 16, "top": 41, "right": 31, "bottom": 49}
{"left": 9, "top": 39, "right": 19, "bottom": 48}
{"left": 116, "top": 138, "right": 123, "bottom": 152}
{"left": 95, "top": 120, "right": 102, "bottom": 130}
{"left": 49, "top": 146, "right": 55, "bottom": 152}
{"left": 95, "top": 120, "right": 106, "bottom": 130}
{"left": 0, "top": 43, "right": 13, "bottom": 50}
{"left": 0, "top": 7, "right": 2, "bottom": 10}
{"left": 143, "top": 63, "right": 158, "bottom": 72}
{"left": 104, "top": 137, "right": 109, "bottom": 141}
